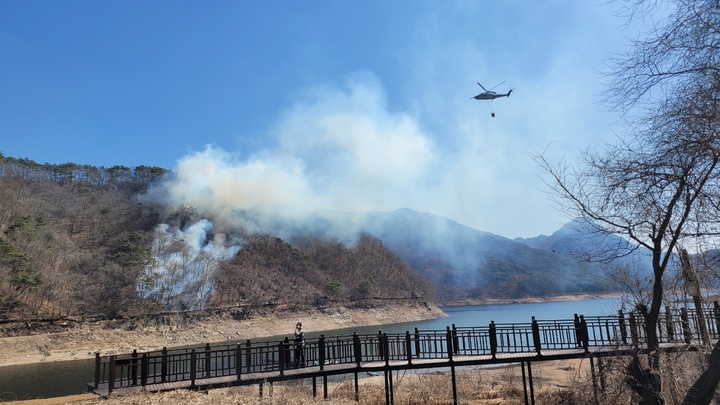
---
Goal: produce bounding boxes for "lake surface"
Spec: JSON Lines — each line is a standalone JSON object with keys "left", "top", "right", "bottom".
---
{"left": 0, "top": 297, "right": 621, "bottom": 400}
{"left": 320, "top": 297, "right": 622, "bottom": 338}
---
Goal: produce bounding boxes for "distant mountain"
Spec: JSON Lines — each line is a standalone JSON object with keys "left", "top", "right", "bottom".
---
{"left": 356, "top": 209, "right": 618, "bottom": 302}
{"left": 515, "top": 218, "right": 653, "bottom": 277}
{"left": 516, "top": 217, "right": 616, "bottom": 254}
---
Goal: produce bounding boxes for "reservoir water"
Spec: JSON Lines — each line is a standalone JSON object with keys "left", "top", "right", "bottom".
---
{"left": 0, "top": 297, "right": 621, "bottom": 401}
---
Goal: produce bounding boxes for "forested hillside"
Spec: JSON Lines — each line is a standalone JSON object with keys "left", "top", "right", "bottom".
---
{"left": 213, "top": 234, "right": 431, "bottom": 308}
{"left": 0, "top": 155, "right": 433, "bottom": 322}
{"left": 0, "top": 155, "right": 167, "bottom": 319}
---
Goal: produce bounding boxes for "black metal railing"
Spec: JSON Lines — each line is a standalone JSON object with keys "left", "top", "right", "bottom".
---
{"left": 93, "top": 301, "right": 720, "bottom": 394}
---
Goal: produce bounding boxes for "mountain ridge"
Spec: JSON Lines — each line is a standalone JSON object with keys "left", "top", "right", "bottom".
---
{"left": 354, "top": 208, "right": 618, "bottom": 302}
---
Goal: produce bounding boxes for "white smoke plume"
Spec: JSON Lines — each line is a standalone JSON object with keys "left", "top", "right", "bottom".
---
{"left": 140, "top": 74, "right": 440, "bottom": 309}
{"left": 149, "top": 70, "right": 584, "bottom": 241}
{"left": 156, "top": 73, "right": 437, "bottom": 236}
{"left": 138, "top": 219, "right": 240, "bottom": 310}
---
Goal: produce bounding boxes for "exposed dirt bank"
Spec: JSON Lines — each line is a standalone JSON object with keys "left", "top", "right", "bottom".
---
{"left": 0, "top": 302, "right": 445, "bottom": 368}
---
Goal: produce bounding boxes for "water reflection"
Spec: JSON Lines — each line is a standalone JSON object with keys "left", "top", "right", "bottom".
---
{"left": 0, "top": 358, "right": 95, "bottom": 401}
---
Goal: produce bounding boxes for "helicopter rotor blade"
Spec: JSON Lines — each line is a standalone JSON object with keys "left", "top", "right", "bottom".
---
{"left": 477, "top": 82, "right": 489, "bottom": 91}
{"left": 490, "top": 81, "right": 505, "bottom": 91}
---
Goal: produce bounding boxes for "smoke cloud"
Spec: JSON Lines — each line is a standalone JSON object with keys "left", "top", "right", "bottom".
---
{"left": 138, "top": 220, "right": 240, "bottom": 310}
{"left": 141, "top": 74, "right": 443, "bottom": 308}
{"left": 157, "top": 73, "right": 438, "bottom": 235}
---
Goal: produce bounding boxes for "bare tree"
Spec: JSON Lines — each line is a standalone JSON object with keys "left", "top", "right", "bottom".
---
{"left": 536, "top": 92, "right": 720, "bottom": 403}
{"left": 607, "top": 0, "right": 720, "bottom": 116}
{"left": 535, "top": 2, "right": 720, "bottom": 403}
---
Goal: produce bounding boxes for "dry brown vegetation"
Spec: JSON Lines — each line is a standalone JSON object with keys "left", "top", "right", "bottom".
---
{"left": 0, "top": 156, "right": 433, "bottom": 328}
{"left": 212, "top": 233, "right": 434, "bottom": 309}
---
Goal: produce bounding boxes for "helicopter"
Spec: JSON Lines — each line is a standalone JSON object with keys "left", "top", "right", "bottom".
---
{"left": 471, "top": 82, "right": 513, "bottom": 101}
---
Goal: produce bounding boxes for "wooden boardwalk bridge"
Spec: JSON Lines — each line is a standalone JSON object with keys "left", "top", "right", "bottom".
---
{"left": 89, "top": 302, "right": 720, "bottom": 404}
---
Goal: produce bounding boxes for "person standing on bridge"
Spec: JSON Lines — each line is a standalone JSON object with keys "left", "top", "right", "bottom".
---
{"left": 294, "top": 322, "right": 305, "bottom": 368}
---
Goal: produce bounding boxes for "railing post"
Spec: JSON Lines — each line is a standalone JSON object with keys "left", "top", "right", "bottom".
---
{"left": 131, "top": 349, "right": 138, "bottom": 386}
{"left": 452, "top": 324, "right": 459, "bottom": 355}
{"left": 245, "top": 340, "right": 251, "bottom": 374}
{"left": 681, "top": 307, "right": 692, "bottom": 344}
{"left": 278, "top": 341, "right": 285, "bottom": 375}
{"left": 141, "top": 353, "right": 148, "bottom": 387}
{"left": 108, "top": 355, "right": 116, "bottom": 394}
{"left": 665, "top": 306, "right": 675, "bottom": 341}
{"left": 574, "top": 314, "right": 582, "bottom": 347}
{"left": 531, "top": 316, "right": 542, "bottom": 355}
{"left": 405, "top": 331, "right": 413, "bottom": 364}
{"left": 204, "top": 343, "right": 211, "bottom": 378}
{"left": 489, "top": 321, "right": 498, "bottom": 359}
{"left": 190, "top": 349, "right": 197, "bottom": 387}
{"left": 629, "top": 313, "right": 639, "bottom": 346}
{"left": 618, "top": 310, "right": 628, "bottom": 344}
{"left": 282, "top": 337, "right": 290, "bottom": 369}
{"left": 378, "top": 330, "right": 384, "bottom": 360}
{"left": 714, "top": 301, "right": 720, "bottom": 337}
{"left": 383, "top": 333, "right": 390, "bottom": 366}
{"left": 580, "top": 315, "right": 589, "bottom": 353}
{"left": 235, "top": 343, "right": 242, "bottom": 381}
{"left": 353, "top": 332, "right": 362, "bottom": 367}
{"left": 319, "top": 335, "right": 326, "bottom": 371}
{"left": 445, "top": 326, "right": 454, "bottom": 362}
{"left": 93, "top": 352, "right": 101, "bottom": 389}
{"left": 447, "top": 326, "right": 458, "bottom": 405}
{"left": 161, "top": 347, "right": 168, "bottom": 383}
{"left": 414, "top": 327, "right": 420, "bottom": 358}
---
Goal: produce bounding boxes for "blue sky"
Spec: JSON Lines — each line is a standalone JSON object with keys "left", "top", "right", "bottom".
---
{"left": 1, "top": 1, "right": 642, "bottom": 239}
